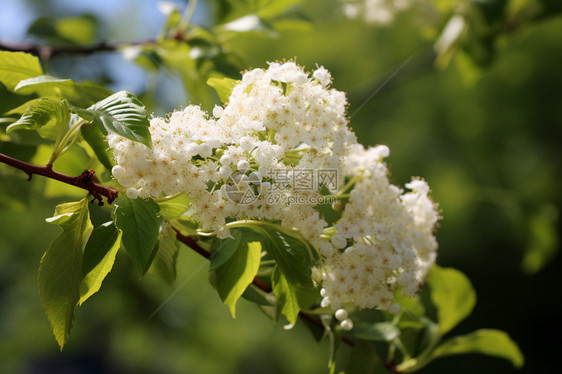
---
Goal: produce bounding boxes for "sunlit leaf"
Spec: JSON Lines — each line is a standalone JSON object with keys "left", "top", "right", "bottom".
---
{"left": 80, "top": 221, "right": 122, "bottom": 304}
{"left": 0, "top": 51, "right": 42, "bottom": 91}
{"left": 214, "top": 240, "right": 262, "bottom": 317}
{"left": 14, "top": 75, "right": 113, "bottom": 108}
{"left": 39, "top": 198, "right": 92, "bottom": 349}
{"left": 7, "top": 98, "right": 70, "bottom": 140}
{"left": 157, "top": 194, "right": 191, "bottom": 219}
{"left": 210, "top": 227, "right": 262, "bottom": 271}
{"left": 430, "top": 329, "right": 524, "bottom": 368}
{"left": 427, "top": 266, "right": 476, "bottom": 334}
{"left": 86, "top": 91, "right": 152, "bottom": 148}
{"left": 113, "top": 197, "right": 162, "bottom": 275}
{"left": 207, "top": 75, "right": 238, "bottom": 103}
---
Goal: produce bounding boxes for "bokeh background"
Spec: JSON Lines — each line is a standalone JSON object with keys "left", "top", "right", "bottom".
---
{"left": 0, "top": 0, "right": 561, "bottom": 373}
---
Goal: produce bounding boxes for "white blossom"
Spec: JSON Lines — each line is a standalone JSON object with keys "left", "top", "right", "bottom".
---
{"left": 108, "top": 61, "right": 440, "bottom": 315}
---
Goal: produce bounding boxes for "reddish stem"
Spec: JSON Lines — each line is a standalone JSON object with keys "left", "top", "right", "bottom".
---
{"left": 0, "top": 152, "right": 117, "bottom": 205}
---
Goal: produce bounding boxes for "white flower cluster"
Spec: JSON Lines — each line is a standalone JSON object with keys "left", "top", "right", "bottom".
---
{"left": 108, "top": 61, "right": 439, "bottom": 325}
{"left": 341, "top": 0, "right": 415, "bottom": 26}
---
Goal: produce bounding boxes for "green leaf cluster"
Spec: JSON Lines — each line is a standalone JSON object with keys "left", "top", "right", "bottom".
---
{"left": 208, "top": 223, "right": 316, "bottom": 325}
{"left": 1, "top": 51, "right": 152, "bottom": 175}
{"left": 39, "top": 198, "right": 122, "bottom": 349}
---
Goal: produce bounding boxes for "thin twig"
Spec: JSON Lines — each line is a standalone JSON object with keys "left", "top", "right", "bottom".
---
{"left": 0, "top": 152, "right": 117, "bottom": 205}
{"left": 0, "top": 33, "right": 187, "bottom": 59}
{"left": 172, "top": 226, "right": 355, "bottom": 347}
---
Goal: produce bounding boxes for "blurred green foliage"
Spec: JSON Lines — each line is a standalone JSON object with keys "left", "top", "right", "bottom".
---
{"left": 0, "top": 0, "right": 560, "bottom": 373}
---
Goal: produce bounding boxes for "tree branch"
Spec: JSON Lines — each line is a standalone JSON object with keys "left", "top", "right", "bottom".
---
{"left": 0, "top": 33, "right": 187, "bottom": 59}
{"left": 172, "top": 226, "right": 355, "bottom": 347}
{"left": 0, "top": 152, "right": 117, "bottom": 205}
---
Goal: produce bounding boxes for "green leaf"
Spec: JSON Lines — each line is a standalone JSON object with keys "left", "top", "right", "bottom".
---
{"left": 394, "top": 289, "right": 425, "bottom": 319}
{"left": 430, "top": 329, "right": 524, "bottom": 368}
{"left": 14, "top": 75, "right": 113, "bottom": 107}
{"left": 0, "top": 51, "right": 43, "bottom": 91}
{"left": 353, "top": 322, "right": 400, "bottom": 342}
{"left": 79, "top": 120, "right": 114, "bottom": 170}
{"left": 5, "top": 97, "right": 57, "bottom": 115}
{"left": 210, "top": 227, "right": 262, "bottom": 271}
{"left": 149, "top": 231, "right": 179, "bottom": 285}
{"left": 6, "top": 98, "right": 70, "bottom": 140}
{"left": 214, "top": 240, "right": 262, "bottom": 317}
{"left": 427, "top": 266, "right": 476, "bottom": 334}
{"left": 158, "top": 194, "right": 191, "bottom": 219}
{"left": 237, "top": 225, "right": 317, "bottom": 321}
{"left": 241, "top": 284, "right": 275, "bottom": 306}
{"left": 272, "top": 266, "right": 300, "bottom": 324}
{"left": 113, "top": 197, "right": 162, "bottom": 275}
{"left": 256, "top": 0, "right": 305, "bottom": 19}
{"left": 260, "top": 228, "right": 312, "bottom": 288}
{"left": 207, "top": 76, "right": 238, "bottom": 103}
{"left": 86, "top": 91, "right": 152, "bottom": 148}
{"left": 79, "top": 221, "right": 122, "bottom": 304}
{"left": 39, "top": 198, "right": 93, "bottom": 349}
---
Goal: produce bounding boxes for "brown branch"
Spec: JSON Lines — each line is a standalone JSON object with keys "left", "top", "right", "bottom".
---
{"left": 173, "top": 226, "right": 355, "bottom": 347}
{"left": 0, "top": 152, "right": 117, "bottom": 205}
{"left": 0, "top": 33, "right": 187, "bottom": 59}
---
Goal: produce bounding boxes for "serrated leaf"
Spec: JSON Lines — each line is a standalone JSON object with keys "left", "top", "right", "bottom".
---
{"left": 114, "top": 197, "right": 162, "bottom": 275}
{"left": 430, "top": 329, "right": 524, "bottom": 368}
{"left": 427, "top": 266, "right": 476, "bottom": 334}
{"left": 79, "top": 221, "right": 122, "bottom": 304}
{"left": 14, "top": 75, "right": 113, "bottom": 108}
{"left": 353, "top": 322, "right": 400, "bottom": 342}
{"left": 15, "top": 75, "right": 72, "bottom": 93}
{"left": 7, "top": 98, "right": 70, "bottom": 140}
{"left": 86, "top": 91, "right": 152, "bottom": 148}
{"left": 207, "top": 76, "right": 238, "bottom": 103}
{"left": 39, "top": 198, "right": 92, "bottom": 349}
{"left": 0, "top": 51, "right": 43, "bottom": 91}
{"left": 214, "top": 240, "right": 262, "bottom": 317}
{"left": 272, "top": 266, "right": 300, "bottom": 324}
{"left": 5, "top": 97, "right": 57, "bottom": 115}
{"left": 149, "top": 231, "right": 179, "bottom": 285}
